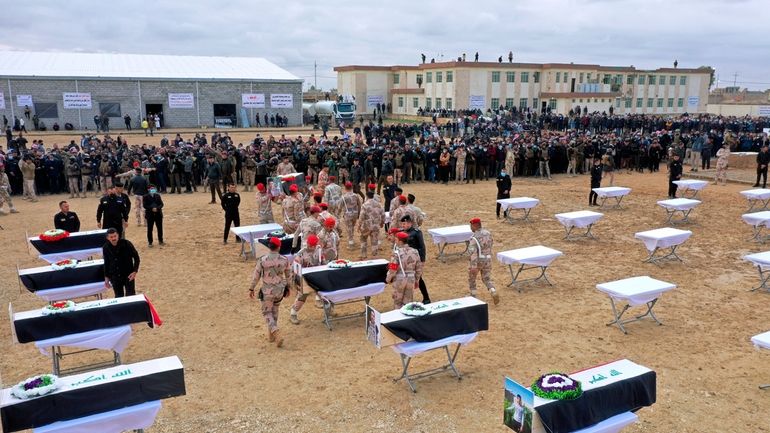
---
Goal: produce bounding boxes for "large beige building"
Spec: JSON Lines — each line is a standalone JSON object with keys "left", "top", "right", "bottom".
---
{"left": 334, "top": 61, "right": 713, "bottom": 116}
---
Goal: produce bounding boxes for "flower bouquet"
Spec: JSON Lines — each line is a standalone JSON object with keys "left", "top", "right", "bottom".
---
{"left": 531, "top": 372, "right": 583, "bottom": 400}
{"left": 266, "top": 230, "right": 287, "bottom": 239}
{"left": 400, "top": 302, "right": 431, "bottom": 317}
{"left": 328, "top": 259, "right": 351, "bottom": 269}
{"left": 39, "top": 229, "right": 69, "bottom": 242}
{"left": 11, "top": 374, "right": 60, "bottom": 399}
{"left": 41, "top": 300, "right": 77, "bottom": 316}
{"left": 51, "top": 259, "right": 79, "bottom": 270}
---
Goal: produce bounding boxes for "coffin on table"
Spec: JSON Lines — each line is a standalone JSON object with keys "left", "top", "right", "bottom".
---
{"left": 18, "top": 260, "right": 105, "bottom": 292}
{"left": 302, "top": 260, "right": 388, "bottom": 293}
{"left": 28, "top": 230, "right": 108, "bottom": 256}
{"left": 257, "top": 235, "right": 301, "bottom": 256}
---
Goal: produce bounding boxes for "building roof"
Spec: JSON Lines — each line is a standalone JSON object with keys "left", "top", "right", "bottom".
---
{"left": 541, "top": 92, "right": 622, "bottom": 99}
{"left": 0, "top": 51, "right": 302, "bottom": 82}
{"left": 335, "top": 61, "right": 713, "bottom": 74}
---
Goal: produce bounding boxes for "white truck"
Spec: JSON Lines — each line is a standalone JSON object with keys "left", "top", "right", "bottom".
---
{"left": 302, "top": 101, "right": 357, "bottom": 126}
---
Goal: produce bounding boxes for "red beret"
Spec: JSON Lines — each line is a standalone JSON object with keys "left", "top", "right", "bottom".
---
{"left": 256, "top": 183, "right": 265, "bottom": 191}
{"left": 310, "top": 205, "right": 321, "bottom": 214}
{"left": 324, "top": 217, "right": 336, "bottom": 228}
{"left": 388, "top": 227, "right": 401, "bottom": 235}
{"left": 289, "top": 184, "right": 298, "bottom": 193}
{"left": 396, "top": 232, "right": 409, "bottom": 241}
{"left": 319, "top": 203, "right": 328, "bottom": 209}
{"left": 305, "top": 175, "right": 312, "bottom": 181}
{"left": 313, "top": 192, "right": 323, "bottom": 198}
{"left": 329, "top": 175, "right": 336, "bottom": 181}
{"left": 307, "top": 234, "right": 319, "bottom": 246}
{"left": 367, "top": 183, "right": 376, "bottom": 190}
{"left": 344, "top": 181, "right": 353, "bottom": 188}
{"left": 269, "top": 237, "right": 281, "bottom": 248}
{"left": 470, "top": 217, "right": 481, "bottom": 224}
{"left": 388, "top": 262, "right": 399, "bottom": 271}
{"left": 399, "top": 195, "right": 407, "bottom": 203}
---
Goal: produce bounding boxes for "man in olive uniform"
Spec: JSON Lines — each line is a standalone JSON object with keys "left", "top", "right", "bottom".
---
{"left": 289, "top": 234, "right": 324, "bottom": 325}
{"left": 386, "top": 231, "right": 423, "bottom": 308}
{"left": 341, "top": 181, "right": 362, "bottom": 247}
{"left": 281, "top": 184, "right": 304, "bottom": 234}
{"left": 357, "top": 190, "right": 385, "bottom": 259}
{"left": 242, "top": 151, "right": 257, "bottom": 192}
{"left": 468, "top": 218, "right": 499, "bottom": 305}
{"left": 66, "top": 157, "right": 81, "bottom": 198}
{"left": 249, "top": 237, "right": 291, "bottom": 347}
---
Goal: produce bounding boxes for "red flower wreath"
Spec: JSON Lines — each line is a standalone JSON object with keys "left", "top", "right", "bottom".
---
{"left": 39, "top": 230, "right": 70, "bottom": 242}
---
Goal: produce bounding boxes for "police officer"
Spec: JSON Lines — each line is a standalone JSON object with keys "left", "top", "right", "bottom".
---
{"left": 588, "top": 158, "right": 603, "bottom": 206}
{"left": 668, "top": 154, "right": 683, "bottom": 199}
{"left": 399, "top": 214, "right": 431, "bottom": 304}
{"left": 221, "top": 182, "right": 241, "bottom": 244}
{"left": 143, "top": 184, "right": 164, "bottom": 247}
{"left": 97, "top": 185, "right": 129, "bottom": 238}
{"left": 496, "top": 167, "right": 512, "bottom": 219}
{"left": 54, "top": 200, "right": 80, "bottom": 232}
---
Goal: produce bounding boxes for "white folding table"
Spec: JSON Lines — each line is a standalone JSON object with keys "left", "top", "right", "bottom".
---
{"left": 35, "top": 326, "right": 132, "bottom": 376}
{"left": 592, "top": 187, "right": 631, "bottom": 210}
{"left": 496, "top": 246, "right": 563, "bottom": 291}
{"left": 634, "top": 228, "right": 692, "bottom": 265}
{"left": 496, "top": 197, "right": 540, "bottom": 223}
{"left": 743, "top": 251, "right": 770, "bottom": 292}
{"left": 34, "top": 400, "right": 162, "bottom": 433}
{"left": 317, "top": 283, "right": 385, "bottom": 330}
{"left": 230, "top": 223, "right": 283, "bottom": 258}
{"left": 673, "top": 179, "right": 708, "bottom": 199}
{"left": 741, "top": 189, "right": 770, "bottom": 212}
{"left": 31, "top": 282, "right": 107, "bottom": 302}
{"left": 596, "top": 276, "right": 676, "bottom": 334}
{"left": 742, "top": 211, "right": 770, "bottom": 243}
{"left": 554, "top": 211, "right": 604, "bottom": 240}
{"left": 572, "top": 411, "right": 639, "bottom": 433}
{"left": 391, "top": 332, "right": 478, "bottom": 393}
{"left": 428, "top": 225, "right": 474, "bottom": 261}
{"left": 657, "top": 198, "right": 701, "bottom": 224}
{"left": 751, "top": 331, "right": 770, "bottom": 389}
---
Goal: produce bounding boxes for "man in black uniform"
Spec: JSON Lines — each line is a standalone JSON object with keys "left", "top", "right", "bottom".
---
{"left": 54, "top": 200, "right": 81, "bottom": 232}
{"left": 496, "top": 167, "right": 512, "bottom": 219}
{"left": 221, "top": 182, "right": 241, "bottom": 244}
{"left": 97, "top": 185, "right": 129, "bottom": 238}
{"left": 143, "top": 184, "right": 164, "bottom": 247}
{"left": 588, "top": 158, "right": 603, "bottom": 206}
{"left": 668, "top": 154, "right": 683, "bottom": 198}
{"left": 103, "top": 228, "right": 140, "bottom": 298}
{"left": 399, "top": 214, "right": 431, "bottom": 304}
{"left": 114, "top": 182, "right": 131, "bottom": 238}
{"left": 754, "top": 145, "right": 770, "bottom": 188}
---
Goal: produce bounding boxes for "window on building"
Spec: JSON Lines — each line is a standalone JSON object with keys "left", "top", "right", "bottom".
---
{"left": 627, "top": 75, "right": 635, "bottom": 85}
{"left": 506, "top": 71, "right": 515, "bottom": 83}
{"left": 547, "top": 98, "right": 556, "bottom": 110}
{"left": 669, "top": 75, "right": 676, "bottom": 85}
{"left": 667, "top": 98, "right": 674, "bottom": 108}
{"left": 446, "top": 71, "right": 453, "bottom": 82}
{"left": 636, "top": 98, "right": 643, "bottom": 108}
{"left": 594, "top": 99, "right": 598, "bottom": 103}
{"left": 614, "top": 74, "right": 623, "bottom": 85}
{"left": 648, "top": 75, "right": 656, "bottom": 85}
{"left": 555, "top": 72, "right": 561, "bottom": 83}
{"left": 416, "top": 74, "right": 423, "bottom": 85}
{"left": 579, "top": 72, "right": 584, "bottom": 83}
{"left": 398, "top": 97, "right": 404, "bottom": 108}
{"left": 491, "top": 71, "right": 500, "bottom": 83}
{"left": 491, "top": 98, "right": 499, "bottom": 109}
{"left": 435, "top": 98, "right": 442, "bottom": 109}
{"left": 426, "top": 72, "right": 432, "bottom": 83}
{"left": 625, "top": 98, "right": 632, "bottom": 108}
{"left": 647, "top": 98, "right": 654, "bottom": 108}
{"left": 446, "top": 98, "right": 453, "bottom": 109}
{"left": 413, "top": 97, "right": 419, "bottom": 108}
{"left": 572, "top": 99, "right": 576, "bottom": 103}
{"left": 521, "top": 72, "right": 529, "bottom": 83}
{"left": 393, "top": 73, "right": 400, "bottom": 84}
{"left": 679, "top": 76, "right": 687, "bottom": 85}
{"left": 425, "top": 98, "right": 431, "bottom": 109}
{"left": 505, "top": 98, "right": 514, "bottom": 108}
{"left": 99, "top": 103, "right": 122, "bottom": 117}
{"left": 533, "top": 71, "right": 540, "bottom": 83}
{"left": 602, "top": 74, "right": 610, "bottom": 84}
{"left": 519, "top": 98, "right": 528, "bottom": 109}
{"left": 638, "top": 75, "right": 645, "bottom": 85}
{"left": 615, "top": 98, "right": 621, "bottom": 108}
{"left": 533, "top": 98, "right": 539, "bottom": 110}
{"left": 586, "top": 73, "right": 592, "bottom": 82}
{"left": 34, "top": 102, "right": 58, "bottom": 118}
{"left": 659, "top": 75, "right": 666, "bottom": 85}
{"left": 657, "top": 98, "right": 664, "bottom": 108}
{"left": 601, "top": 99, "right": 605, "bottom": 103}
{"left": 678, "top": 98, "right": 684, "bottom": 107}
{"left": 579, "top": 99, "right": 583, "bottom": 103}
{"left": 436, "top": 72, "right": 443, "bottom": 83}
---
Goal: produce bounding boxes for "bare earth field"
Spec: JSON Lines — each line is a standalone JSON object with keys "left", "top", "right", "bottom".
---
{"left": 2, "top": 158, "right": 770, "bottom": 432}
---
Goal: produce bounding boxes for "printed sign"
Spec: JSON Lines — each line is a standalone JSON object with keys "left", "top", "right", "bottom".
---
{"left": 758, "top": 106, "right": 770, "bottom": 117}
{"left": 365, "top": 305, "right": 381, "bottom": 348}
{"left": 469, "top": 95, "right": 486, "bottom": 110}
{"left": 242, "top": 93, "right": 266, "bottom": 108}
{"left": 17, "top": 95, "right": 33, "bottom": 107}
{"left": 504, "top": 377, "right": 535, "bottom": 433}
{"left": 687, "top": 96, "right": 700, "bottom": 107}
{"left": 63, "top": 92, "right": 92, "bottom": 109}
{"left": 270, "top": 93, "right": 293, "bottom": 108}
{"left": 367, "top": 95, "right": 384, "bottom": 107}
{"left": 0, "top": 92, "right": 4, "bottom": 110}
{"left": 168, "top": 93, "right": 195, "bottom": 109}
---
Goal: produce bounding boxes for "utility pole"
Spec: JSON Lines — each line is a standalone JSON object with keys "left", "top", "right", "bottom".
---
{"left": 314, "top": 60, "right": 317, "bottom": 91}
{"left": 733, "top": 72, "right": 738, "bottom": 88}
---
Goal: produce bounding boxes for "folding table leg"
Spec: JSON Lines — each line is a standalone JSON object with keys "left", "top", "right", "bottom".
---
{"left": 760, "top": 384, "right": 770, "bottom": 390}
{"left": 751, "top": 266, "right": 770, "bottom": 292}
{"left": 322, "top": 300, "right": 333, "bottom": 330}
{"left": 585, "top": 224, "right": 596, "bottom": 239}
{"left": 606, "top": 299, "right": 631, "bottom": 334}
{"left": 563, "top": 226, "right": 575, "bottom": 240}
{"left": 444, "top": 344, "right": 463, "bottom": 380}
{"left": 598, "top": 196, "right": 608, "bottom": 209}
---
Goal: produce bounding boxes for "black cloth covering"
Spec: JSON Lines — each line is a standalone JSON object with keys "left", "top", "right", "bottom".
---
{"left": 303, "top": 263, "right": 388, "bottom": 293}
{"left": 19, "top": 263, "right": 104, "bottom": 291}
{"left": 384, "top": 303, "right": 488, "bottom": 342}
{"left": 30, "top": 231, "right": 107, "bottom": 255}
{"left": 258, "top": 236, "right": 301, "bottom": 255}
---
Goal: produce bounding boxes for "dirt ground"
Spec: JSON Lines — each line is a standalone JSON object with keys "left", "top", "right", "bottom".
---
{"left": 2, "top": 153, "right": 770, "bottom": 432}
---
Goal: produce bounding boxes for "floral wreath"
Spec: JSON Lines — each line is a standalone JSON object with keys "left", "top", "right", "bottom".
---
{"left": 41, "top": 300, "right": 77, "bottom": 316}
{"left": 39, "top": 229, "right": 69, "bottom": 242}
{"left": 531, "top": 372, "right": 583, "bottom": 400}
{"left": 51, "top": 259, "right": 79, "bottom": 271}
{"left": 266, "top": 230, "right": 287, "bottom": 239}
{"left": 400, "top": 302, "right": 431, "bottom": 317}
{"left": 328, "top": 259, "right": 351, "bottom": 269}
{"left": 11, "top": 374, "right": 60, "bottom": 399}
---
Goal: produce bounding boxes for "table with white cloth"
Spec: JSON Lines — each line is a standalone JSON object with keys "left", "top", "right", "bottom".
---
{"left": 34, "top": 326, "right": 133, "bottom": 376}
{"left": 673, "top": 179, "right": 708, "bottom": 199}
{"left": 591, "top": 187, "right": 632, "bottom": 210}
{"left": 596, "top": 276, "right": 676, "bottom": 334}
{"left": 18, "top": 260, "right": 105, "bottom": 294}
{"left": 656, "top": 198, "right": 701, "bottom": 224}
{"left": 496, "top": 246, "right": 563, "bottom": 291}
{"left": 743, "top": 251, "right": 770, "bottom": 292}
{"left": 302, "top": 259, "right": 388, "bottom": 329}
{"left": 634, "top": 228, "right": 692, "bottom": 265}
{"left": 229, "top": 223, "right": 283, "bottom": 258}
{"left": 428, "top": 225, "right": 474, "bottom": 261}
{"left": 28, "top": 230, "right": 108, "bottom": 264}
{"left": 741, "top": 188, "right": 770, "bottom": 212}
{"left": 751, "top": 331, "right": 770, "bottom": 389}
{"left": 741, "top": 211, "right": 770, "bottom": 243}
{"left": 31, "top": 282, "right": 108, "bottom": 303}
{"left": 0, "top": 356, "right": 184, "bottom": 433}
{"left": 554, "top": 211, "right": 604, "bottom": 240}
{"left": 496, "top": 197, "right": 540, "bottom": 223}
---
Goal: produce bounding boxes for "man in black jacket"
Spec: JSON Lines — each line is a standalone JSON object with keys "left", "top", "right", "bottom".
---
{"left": 143, "top": 185, "right": 164, "bottom": 246}
{"left": 496, "top": 167, "right": 512, "bottom": 218}
{"left": 668, "top": 154, "right": 683, "bottom": 198}
{"left": 103, "top": 228, "right": 140, "bottom": 297}
{"left": 97, "top": 185, "right": 130, "bottom": 238}
{"left": 54, "top": 200, "right": 81, "bottom": 232}
{"left": 754, "top": 145, "right": 770, "bottom": 188}
{"left": 349, "top": 158, "right": 364, "bottom": 198}
{"left": 588, "top": 158, "right": 603, "bottom": 206}
{"left": 221, "top": 182, "right": 241, "bottom": 244}
{"left": 400, "top": 214, "right": 431, "bottom": 304}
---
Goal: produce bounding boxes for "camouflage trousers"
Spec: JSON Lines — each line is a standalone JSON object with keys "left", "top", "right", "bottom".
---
{"left": 359, "top": 229, "right": 380, "bottom": 258}
{"left": 0, "top": 187, "right": 14, "bottom": 211}
{"left": 291, "top": 283, "right": 310, "bottom": 313}
{"left": 261, "top": 291, "right": 284, "bottom": 333}
{"left": 258, "top": 212, "right": 275, "bottom": 224}
{"left": 283, "top": 221, "right": 298, "bottom": 234}
{"left": 469, "top": 259, "right": 494, "bottom": 293}
{"left": 455, "top": 162, "right": 465, "bottom": 182}
{"left": 344, "top": 215, "right": 358, "bottom": 244}
{"left": 242, "top": 169, "right": 255, "bottom": 190}
{"left": 391, "top": 276, "right": 415, "bottom": 309}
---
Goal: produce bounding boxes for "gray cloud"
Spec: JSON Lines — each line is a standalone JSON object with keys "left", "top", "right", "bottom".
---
{"left": 2, "top": 0, "right": 768, "bottom": 90}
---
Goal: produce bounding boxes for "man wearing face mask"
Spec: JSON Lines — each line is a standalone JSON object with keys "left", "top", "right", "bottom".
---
{"left": 97, "top": 185, "right": 129, "bottom": 238}
{"left": 143, "top": 184, "right": 165, "bottom": 247}
{"left": 496, "top": 167, "right": 512, "bottom": 219}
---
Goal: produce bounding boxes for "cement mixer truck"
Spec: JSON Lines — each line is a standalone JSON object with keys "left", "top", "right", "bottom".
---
{"left": 302, "top": 100, "right": 356, "bottom": 126}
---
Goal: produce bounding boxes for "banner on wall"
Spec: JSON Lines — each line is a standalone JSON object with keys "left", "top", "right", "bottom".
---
{"left": 270, "top": 94, "right": 293, "bottom": 108}
{"left": 758, "top": 106, "right": 770, "bottom": 117}
{"left": 687, "top": 96, "right": 700, "bottom": 107}
{"left": 0, "top": 92, "right": 5, "bottom": 110}
{"left": 168, "top": 93, "right": 195, "bottom": 109}
{"left": 367, "top": 95, "right": 384, "bottom": 107}
{"left": 17, "top": 95, "right": 33, "bottom": 107}
{"left": 469, "top": 95, "right": 485, "bottom": 110}
{"left": 241, "top": 93, "right": 266, "bottom": 108}
{"left": 63, "top": 92, "right": 92, "bottom": 109}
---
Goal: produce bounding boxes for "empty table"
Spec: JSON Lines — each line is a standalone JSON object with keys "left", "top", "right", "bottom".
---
{"left": 657, "top": 198, "right": 701, "bottom": 224}
{"left": 742, "top": 211, "right": 770, "bottom": 243}
{"left": 634, "top": 228, "right": 692, "bottom": 265}
{"left": 741, "top": 189, "right": 770, "bottom": 212}
{"left": 554, "top": 211, "right": 604, "bottom": 240}
{"left": 427, "top": 225, "right": 474, "bottom": 261}
{"left": 496, "top": 246, "right": 563, "bottom": 292}
{"left": 673, "top": 179, "right": 708, "bottom": 199}
{"left": 596, "top": 276, "right": 676, "bottom": 334}
{"left": 751, "top": 331, "right": 770, "bottom": 389}
{"left": 496, "top": 197, "right": 540, "bottom": 223}
{"left": 229, "top": 223, "right": 283, "bottom": 258}
{"left": 743, "top": 251, "right": 770, "bottom": 292}
{"left": 592, "top": 187, "right": 631, "bottom": 209}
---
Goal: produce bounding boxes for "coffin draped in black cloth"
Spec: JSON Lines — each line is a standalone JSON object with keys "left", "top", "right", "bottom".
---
{"left": 383, "top": 303, "right": 489, "bottom": 342}
{"left": 303, "top": 263, "right": 388, "bottom": 293}
{"left": 0, "top": 363, "right": 185, "bottom": 432}
{"left": 535, "top": 370, "right": 656, "bottom": 433}
{"left": 258, "top": 236, "right": 301, "bottom": 255}
{"left": 29, "top": 231, "right": 107, "bottom": 255}
{"left": 19, "top": 263, "right": 105, "bottom": 292}
{"left": 14, "top": 300, "right": 154, "bottom": 343}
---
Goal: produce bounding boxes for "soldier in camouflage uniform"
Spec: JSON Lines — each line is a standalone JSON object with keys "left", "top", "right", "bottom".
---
{"left": 319, "top": 217, "right": 340, "bottom": 262}
{"left": 323, "top": 175, "right": 343, "bottom": 217}
{"left": 386, "top": 232, "right": 423, "bottom": 308}
{"left": 292, "top": 205, "right": 322, "bottom": 250}
{"left": 0, "top": 164, "right": 19, "bottom": 215}
{"left": 249, "top": 237, "right": 292, "bottom": 347}
{"left": 406, "top": 194, "right": 424, "bottom": 229}
{"left": 468, "top": 218, "right": 500, "bottom": 305}
{"left": 341, "top": 182, "right": 362, "bottom": 247}
{"left": 454, "top": 145, "right": 466, "bottom": 184}
{"left": 281, "top": 184, "right": 304, "bottom": 234}
{"left": 289, "top": 234, "right": 324, "bottom": 325}
{"left": 255, "top": 183, "right": 276, "bottom": 223}
{"left": 391, "top": 195, "right": 417, "bottom": 227}
{"left": 242, "top": 151, "right": 257, "bottom": 192}
{"left": 357, "top": 190, "right": 385, "bottom": 260}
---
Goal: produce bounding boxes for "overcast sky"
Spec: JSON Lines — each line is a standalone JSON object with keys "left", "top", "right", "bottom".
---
{"left": 2, "top": 0, "right": 767, "bottom": 91}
